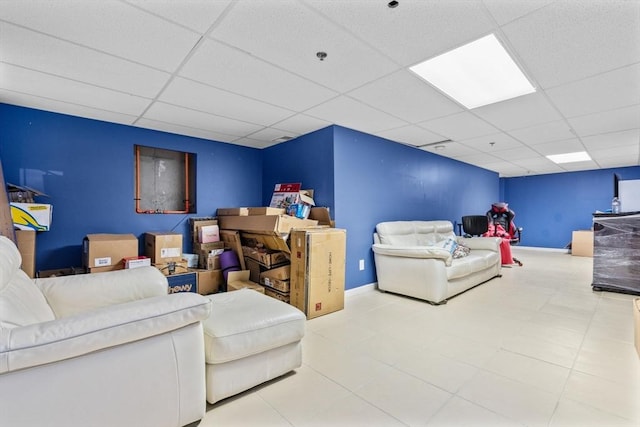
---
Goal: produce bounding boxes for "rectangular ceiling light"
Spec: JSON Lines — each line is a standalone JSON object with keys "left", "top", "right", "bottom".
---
{"left": 409, "top": 34, "right": 536, "bottom": 109}
{"left": 546, "top": 151, "right": 592, "bottom": 164}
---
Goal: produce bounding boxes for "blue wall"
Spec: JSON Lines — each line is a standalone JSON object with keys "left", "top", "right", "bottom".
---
{"left": 261, "top": 126, "right": 335, "bottom": 209}
{"left": 502, "top": 166, "right": 640, "bottom": 249}
{"left": 0, "top": 103, "right": 262, "bottom": 270}
{"left": 332, "top": 126, "right": 500, "bottom": 289}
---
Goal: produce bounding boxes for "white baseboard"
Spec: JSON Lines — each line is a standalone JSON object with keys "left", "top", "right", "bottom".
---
{"left": 345, "top": 282, "right": 377, "bottom": 298}
{"left": 514, "top": 246, "right": 570, "bottom": 253}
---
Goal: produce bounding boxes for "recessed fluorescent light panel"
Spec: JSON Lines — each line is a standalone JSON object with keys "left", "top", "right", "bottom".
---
{"left": 409, "top": 34, "right": 536, "bottom": 109}
{"left": 546, "top": 151, "right": 592, "bottom": 164}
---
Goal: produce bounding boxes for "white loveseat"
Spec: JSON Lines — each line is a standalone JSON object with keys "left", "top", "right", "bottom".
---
{"left": 0, "top": 236, "right": 212, "bottom": 427}
{"left": 372, "top": 221, "right": 501, "bottom": 304}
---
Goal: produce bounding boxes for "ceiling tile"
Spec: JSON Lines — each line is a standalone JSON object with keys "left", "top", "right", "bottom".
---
{"left": 482, "top": 0, "right": 555, "bottom": 26}
{"left": 305, "top": 96, "right": 408, "bottom": 133}
{"left": 472, "top": 92, "right": 562, "bottom": 131}
{"left": 533, "top": 138, "right": 585, "bottom": 156}
{"left": 595, "top": 156, "right": 640, "bottom": 169}
{"left": 455, "top": 152, "right": 502, "bottom": 165}
{"left": 590, "top": 144, "right": 639, "bottom": 161}
{"left": 135, "top": 117, "right": 237, "bottom": 143}
{"left": 568, "top": 104, "right": 640, "bottom": 137}
{"left": 507, "top": 120, "right": 577, "bottom": 145}
{"left": 305, "top": 0, "right": 496, "bottom": 66}
{"left": 231, "top": 136, "right": 276, "bottom": 149}
{"left": 581, "top": 129, "right": 640, "bottom": 151}
{"left": 180, "top": 39, "right": 338, "bottom": 111}
{"left": 420, "top": 141, "right": 482, "bottom": 158}
{"left": 210, "top": 0, "right": 399, "bottom": 92}
{"left": 420, "top": 112, "right": 499, "bottom": 141}
{"left": 0, "top": 63, "right": 151, "bottom": 116}
{"left": 0, "top": 89, "right": 138, "bottom": 126}
{"left": 559, "top": 160, "right": 600, "bottom": 172}
{"left": 502, "top": 0, "right": 640, "bottom": 88}
{"left": 270, "top": 114, "right": 332, "bottom": 136}
{"left": 459, "top": 132, "right": 525, "bottom": 152}
{"left": 247, "top": 127, "right": 301, "bottom": 144}
{"left": 348, "top": 71, "right": 463, "bottom": 124}
{"left": 1, "top": 0, "right": 201, "bottom": 71}
{"left": 142, "top": 102, "right": 262, "bottom": 136}
{"left": 124, "top": 0, "right": 232, "bottom": 33}
{"left": 546, "top": 63, "right": 640, "bottom": 118}
{"left": 159, "top": 77, "right": 294, "bottom": 127}
{"left": 0, "top": 22, "right": 170, "bottom": 98}
{"left": 476, "top": 161, "right": 528, "bottom": 177}
{"left": 491, "top": 146, "right": 541, "bottom": 161}
{"left": 375, "top": 125, "right": 448, "bottom": 147}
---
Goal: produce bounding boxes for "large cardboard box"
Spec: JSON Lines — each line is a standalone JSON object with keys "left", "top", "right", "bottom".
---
{"left": 145, "top": 231, "right": 183, "bottom": 263}
{"left": 15, "top": 229, "right": 36, "bottom": 278}
{"left": 264, "top": 286, "right": 290, "bottom": 303}
{"left": 634, "top": 298, "right": 640, "bottom": 358}
{"left": 83, "top": 234, "right": 138, "bottom": 272}
{"left": 11, "top": 202, "right": 53, "bottom": 231}
{"left": 260, "top": 265, "right": 291, "bottom": 293}
{"left": 572, "top": 230, "right": 594, "bottom": 257}
{"left": 290, "top": 228, "right": 346, "bottom": 319}
{"left": 217, "top": 207, "right": 250, "bottom": 216}
{"left": 242, "top": 245, "right": 288, "bottom": 268}
{"left": 218, "top": 214, "right": 317, "bottom": 234}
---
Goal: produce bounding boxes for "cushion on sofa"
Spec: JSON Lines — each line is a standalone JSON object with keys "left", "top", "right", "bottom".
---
{"left": 0, "top": 271, "right": 56, "bottom": 328}
{"left": 446, "top": 251, "right": 500, "bottom": 280}
{"left": 376, "top": 221, "right": 455, "bottom": 246}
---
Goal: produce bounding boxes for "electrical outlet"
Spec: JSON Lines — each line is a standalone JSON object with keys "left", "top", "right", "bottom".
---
{"left": 359, "top": 259, "right": 365, "bottom": 271}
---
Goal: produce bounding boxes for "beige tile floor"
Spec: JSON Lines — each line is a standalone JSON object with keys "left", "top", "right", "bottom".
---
{"left": 198, "top": 248, "right": 640, "bottom": 427}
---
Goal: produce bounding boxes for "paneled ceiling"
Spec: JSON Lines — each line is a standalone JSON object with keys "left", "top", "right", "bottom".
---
{"left": 1, "top": 0, "right": 639, "bottom": 177}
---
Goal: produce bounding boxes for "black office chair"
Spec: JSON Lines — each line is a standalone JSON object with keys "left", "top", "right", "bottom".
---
{"left": 458, "top": 215, "right": 489, "bottom": 237}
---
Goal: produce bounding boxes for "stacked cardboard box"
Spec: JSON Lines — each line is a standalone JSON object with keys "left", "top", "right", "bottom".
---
{"left": 83, "top": 234, "right": 138, "bottom": 273}
{"left": 187, "top": 217, "right": 225, "bottom": 295}
{"left": 145, "top": 231, "right": 187, "bottom": 275}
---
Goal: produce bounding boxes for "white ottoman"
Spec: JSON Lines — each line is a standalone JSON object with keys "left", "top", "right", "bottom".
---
{"left": 204, "top": 289, "right": 306, "bottom": 404}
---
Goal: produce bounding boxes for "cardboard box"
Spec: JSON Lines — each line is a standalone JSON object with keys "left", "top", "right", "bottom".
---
{"left": 242, "top": 245, "right": 288, "bottom": 268}
{"left": 244, "top": 257, "right": 269, "bottom": 283}
{"left": 199, "top": 224, "right": 220, "bottom": 243}
{"left": 217, "top": 207, "right": 250, "bottom": 216}
{"left": 182, "top": 253, "right": 199, "bottom": 268}
{"left": 7, "top": 183, "right": 47, "bottom": 203}
{"left": 269, "top": 183, "right": 315, "bottom": 209}
{"left": 83, "top": 234, "right": 138, "bottom": 272}
{"left": 145, "top": 231, "right": 183, "bottom": 263}
{"left": 191, "top": 268, "right": 224, "bottom": 295}
{"left": 15, "top": 229, "right": 36, "bottom": 278}
{"left": 264, "top": 286, "right": 290, "bottom": 303}
{"left": 226, "top": 270, "right": 265, "bottom": 293}
{"left": 11, "top": 202, "right": 53, "bottom": 231}
{"left": 206, "top": 254, "right": 221, "bottom": 270}
{"left": 154, "top": 259, "right": 189, "bottom": 276}
{"left": 218, "top": 214, "right": 317, "bottom": 234}
{"left": 260, "top": 265, "right": 291, "bottom": 293}
{"left": 167, "top": 272, "right": 197, "bottom": 294}
{"left": 220, "top": 230, "right": 245, "bottom": 270}
{"left": 290, "top": 228, "right": 346, "bottom": 319}
{"left": 309, "top": 207, "right": 335, "bottom": 227}
{"left": 248, "top": 207, "right": 286, "bottom": 216}
{"left": 634, "top": 298, "right": 640, "bottom": 358}
{"left": 572, "top": 230, "right": 594, "bottom": 257}
{"left": 123, "top": 256, "right": 151, "bottom": 269}
{"left": 189, "top": 217, "right": 217, "bottom": 241}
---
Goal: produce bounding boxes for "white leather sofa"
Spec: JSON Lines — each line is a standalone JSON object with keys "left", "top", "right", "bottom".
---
{"left": 0, "top": 236, "right": 212, "bottom": 427}
{"left": 372, "top": 221, "right": 501, "bottom": 304}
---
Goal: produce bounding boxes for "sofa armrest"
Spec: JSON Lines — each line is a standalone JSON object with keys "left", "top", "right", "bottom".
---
{"left": 0, "top": 293, "right": 211, "bottom": 374}
{"left": 36, "top": 266, "right": 168, "bottom": 318}
{"left": 457, "top": 236, "right": 501, "bottom": 252}
{"left": 372, "top": 244, "right": 452, "bottom": 262}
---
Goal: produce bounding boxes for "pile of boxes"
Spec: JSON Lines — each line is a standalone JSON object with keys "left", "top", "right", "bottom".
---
{"left": 217, "top": 205, "right": 346, "bottom": 319}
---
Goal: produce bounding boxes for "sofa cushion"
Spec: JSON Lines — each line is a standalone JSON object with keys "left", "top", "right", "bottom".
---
{"left": 446, "top": 250, "right": 500, "bottom": 280}
{"left": 376, "top": 221, "right": 455, "bottom": 246}
{"left": 0, "top": 269, "right": 56, "bottom": 328}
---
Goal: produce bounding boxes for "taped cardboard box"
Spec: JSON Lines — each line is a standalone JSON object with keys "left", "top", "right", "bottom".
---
{"left": 83, "top": 234, "right": 138, "bottom": 272}
{"left": 260, "top": 265, "right": 291, "bottom": 293}
{"left": 218, "top": 214, "right": 317, "bottom": 234}
{"left": 145, "top": 231, "right": 183, "bottom": 263}
{"left": 242, "top": 245, "right": 288, "bottom": 269}
{"left": 245, "top": 257, "right": 269, "bottom": 283}
{"left": 226, "top": 270, "right": 265, "bottom": 293}
{"left": 571, "top": 230, "right": 594, "bottom": 257}
{"left": 123, "top": 256, "right": 151, "bottom": 269}
{"left": 217, "top": 207, "right": 250, "bottom": 216}
{"left": 189, "top": 217, "right": 217, "bottom": 242}
{"left": 290, "top": 228, "right": 346, "bottom": 319}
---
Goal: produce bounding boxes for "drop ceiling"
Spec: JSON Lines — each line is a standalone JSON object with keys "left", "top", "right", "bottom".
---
{"left": 1, "top": 0, "right": 639, "bottom": 177}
